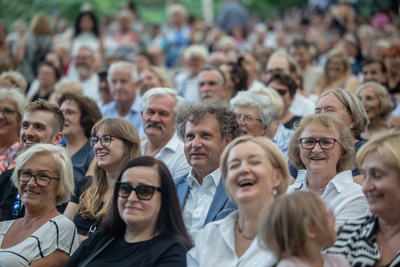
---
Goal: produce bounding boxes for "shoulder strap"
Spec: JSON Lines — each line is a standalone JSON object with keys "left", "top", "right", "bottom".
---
{"left": 80, "top": 236, "right": 116, "bottom": 267}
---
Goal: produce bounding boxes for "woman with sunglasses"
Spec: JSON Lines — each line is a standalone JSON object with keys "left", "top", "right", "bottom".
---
{"left": 64, "top": 118, "right": 141, "bottom": 244}
{"left": 287, "top": 114, "right": 368, "bottom": 231}
{"left": 0, "top": 144, "right": 78, "bottom": 266}
{"left": 65, "top": 156, "right": 191, "bottom": 266}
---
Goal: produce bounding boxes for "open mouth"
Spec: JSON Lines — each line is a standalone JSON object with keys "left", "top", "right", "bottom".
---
{"left": 25, "top": 189, "right": 40, "bottom": 195}
{"left": 310, "top": 157, "right": 325, "bottom": 161}
{"left": 97, "top": 153, "right": 108, "bottom": 158}
{"left": 238, "top": 180, "right": 256, "bottom": 188}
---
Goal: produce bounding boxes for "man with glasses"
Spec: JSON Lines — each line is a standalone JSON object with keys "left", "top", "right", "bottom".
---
{"left": 0, "top": 99, "right": 65, "bottom": 221}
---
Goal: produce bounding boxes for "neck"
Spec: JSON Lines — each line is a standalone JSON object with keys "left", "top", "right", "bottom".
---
{"left": 277, "top": 109, "right": 294, "bottom": 125}
{"left": 378, "top": 217, "right": 400, "bottom": 236}
{"left": 79, "top": 71, "right": 94, "bottom": 81}
{"left": 306, "top": 171, "right": 335, "bottom": 195}
{"left": 24, "top": 204, "right": 59, "bottom": 221}
{"left": 367, "top": 117, "right": 389, "bottom": 131}
{"left": 144, "top": 133, "right": 173, "bottom": 156}
{"left": 106, "top": 169, "right": 120, "bottom": 188}
{"left": 247, "top": 76, "right": 256, "bottom": 87}
{"left": 117, "top": 97, "right": 135, "bottom": 117}
{"left": 266, "top": 121, "right": 278, "bottom": 139}
{"left": 65, "top": 134, "right": 88, "bottom": 157}
{"left": 39, "top": 85, "right": 54, "bottom": 96}
{"left": 0, "top": 134, "right": 19, "bottom": 154}
{"left": 297, "top": 245, "right": 324, "bottom": 267}
{"left": 124, "top": 224, "right": 156, "bottom": 243}
{"left": 388, "top": 71, "right": 400, "bottom": 81}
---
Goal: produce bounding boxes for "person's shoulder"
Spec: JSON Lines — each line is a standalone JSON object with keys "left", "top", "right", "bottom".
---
{"left": 174, "top": 173, "right": 189, "bottom": 186}
{"left": 101, "top": 101, "right": 116, "bottom": 113}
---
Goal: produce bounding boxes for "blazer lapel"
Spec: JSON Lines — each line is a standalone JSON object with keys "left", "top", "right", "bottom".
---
{"left": 204, "top": 177, "right": 228, "bottom": 225}
{"left": 176, "top": 180, "right": 190, "bottom": 208}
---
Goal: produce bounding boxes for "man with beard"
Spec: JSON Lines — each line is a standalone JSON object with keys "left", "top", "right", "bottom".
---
{"left": 198, "top": 65, "right": 229, "bottom": 104}
{"left": 140, "top": 88, "right": 190, "bottom": 178}
{"left": 0, "top": 99, "right": 65, "bottom": 221}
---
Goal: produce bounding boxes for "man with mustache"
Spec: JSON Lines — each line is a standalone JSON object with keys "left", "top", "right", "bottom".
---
{"left": 140, "top": 87, "right": 190, "bottom": 179}
{"left": 174, "top": 101, "right": 240, "bottom": 240}
{"left": 0, "top": 99, "right": 64, "bottom": 221}
{"left": 198, "top": 65, "right": 229, "bottom": 104}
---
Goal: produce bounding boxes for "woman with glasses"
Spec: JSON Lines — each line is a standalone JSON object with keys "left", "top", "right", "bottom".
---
{"left": 65, "top": 156, "right": 191, "bottom": 266}
{"left": 58, "top": 92, "right": 102, "bottom": 182}
{"left": 0, "top": 89, "right": 25, "bottom": 174}
{"left": 0, "top": 144, "right": 78, "bottom": 266}
{"left": 288, "top": 114, "right": 368, "bottom": 230}
{"left": 64, "top": 117, "right": 141, "bottom": 244}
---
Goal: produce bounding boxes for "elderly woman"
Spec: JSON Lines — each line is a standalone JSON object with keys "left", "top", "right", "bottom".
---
{"left": 313, "top": 49, "right": 359, "bottom": 96}
{"left": 327, "top": 128, "right": 400, "bottom": 266}
{"left": 0, "top": 71, "right": 28, "bottom": 93}
{"left": 58, "top": 93, "right": 102, "bottom": 181}
{"left": 187, "top": 136, "right": 289, "bottom": 266}
{"left": 0, "top": 144, "right": 78, "bottom": 266}
{"left": 64, "top": 118, "right": 141, "bottom": 244}
{"left": 65, "top": 156, "right": 191, "bottom": 266}
{"left": 139, "top": 66, "right": 173, "bottom": 96}
{"left": 0, "top": 89, "right": 25, "bottom": 174}
{"left": 288, "top": 114, "right": 369, "bottom": 230}
{"left": 356, "top": 82, "right": 393, "bottom": 141}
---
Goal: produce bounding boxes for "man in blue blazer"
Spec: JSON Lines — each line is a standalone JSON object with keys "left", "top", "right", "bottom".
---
{"left": 174, "top": 100, "right": 241, "bottom": 239}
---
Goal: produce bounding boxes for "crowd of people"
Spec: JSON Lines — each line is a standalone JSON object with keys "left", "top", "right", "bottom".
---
{"left": 0, "top": 0, "right": 399, "bottom": 266}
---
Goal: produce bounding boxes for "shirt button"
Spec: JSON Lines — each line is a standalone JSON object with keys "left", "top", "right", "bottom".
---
{"left": 195, "top": 211, "right": 199, "bottom": 214}
{"left": 201, "top": 191, "right": 205, "bottom": 195}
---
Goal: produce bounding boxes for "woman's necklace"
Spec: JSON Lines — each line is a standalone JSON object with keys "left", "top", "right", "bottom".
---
{"left": 236, "top": 220, "right": 255, "bottom": 241}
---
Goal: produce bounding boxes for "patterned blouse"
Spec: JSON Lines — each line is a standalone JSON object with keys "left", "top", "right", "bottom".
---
{"left": 0, "top": 142, "right": 21, "bottom": 174}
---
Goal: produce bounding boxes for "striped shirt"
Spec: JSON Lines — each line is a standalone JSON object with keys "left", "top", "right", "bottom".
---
{"left": 272, "top": 123, "right": 294, "bottom": 160}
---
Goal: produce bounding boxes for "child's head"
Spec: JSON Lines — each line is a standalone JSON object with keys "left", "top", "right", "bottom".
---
{"left": 259, "top": 191, "right": 336, "bottom": 259}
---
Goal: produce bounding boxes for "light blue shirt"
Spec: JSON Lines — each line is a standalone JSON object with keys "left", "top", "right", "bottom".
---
{"left": 391, "top": 102, "right": 400, "bottom": 118}
{"left": 272, "top": 123, "right": 294, "bottom": 160}
{"left": 101, "top": 94, "right": 145, "bottom": 138}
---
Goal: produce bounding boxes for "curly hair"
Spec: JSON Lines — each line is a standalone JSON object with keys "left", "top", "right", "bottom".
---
{"left": 176, "top": 101, "right": 241, "bottom": 141}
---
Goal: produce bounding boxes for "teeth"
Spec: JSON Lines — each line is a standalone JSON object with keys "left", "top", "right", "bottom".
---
{"left": 97, "top": 153, "right": 107, "bottom": 157}
{"left": 25, "top": 140, "right": 37, "bottom": 144}
{"left": 239, "top": 180, "right": 255, "bottom": 186}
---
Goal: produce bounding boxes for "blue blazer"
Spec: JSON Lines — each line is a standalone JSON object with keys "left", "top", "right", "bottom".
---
{"left": 174, "top": 173, "right": 238, "bottom": 226}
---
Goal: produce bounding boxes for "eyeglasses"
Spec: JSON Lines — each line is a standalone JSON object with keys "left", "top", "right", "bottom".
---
{"left": 18, "top": 169, "right": 60, "bottom": 187}
{"left": 236, "top": 114, "right": 262, "bottom": 124}
{"left": 299, "top": 138, "right": 340, "bottom": 150}
{"left": 116, "top": 182, "right": 162, "bottom": 200}
{"left": 89, "top": 135, "right": 121, "bottom": 148}
{"left": 61, "top": 109, "right": 81, "bottom": 117}
{"left": 274, "top": 88, "right": 288, "bottom": 96}
{"left": 12, "top": 192, "right": 23, "bottom": 217}
{"left": 0, "top": 109, "right": 17, "bottom": 118}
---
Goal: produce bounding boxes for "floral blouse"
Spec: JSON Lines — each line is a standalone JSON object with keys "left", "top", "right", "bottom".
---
{"left": 0, "top": 142, "right": 21, "bottom": 174}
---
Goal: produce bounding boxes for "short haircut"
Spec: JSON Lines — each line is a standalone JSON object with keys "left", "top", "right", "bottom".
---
{"left": 12, "top": 144, "right": 74, "bottom": 205}
{"left": 220, "top": 136, "right": 289, "bottom": 199}
{"left": 176, "top": 101, "right": 241, "bottom": 141}
{"left": 356, "top": 82, "right": 393, "bottom": 117}
{"left": 141, "top": 87, "right": 185, "bottom": 118}
{"left": 318, "top": 89, "right": 369, "bottom": 136}
{"left": 259, "top": 191, "right": 330, "bottom": 259}
{"left": 361, "top": 58, "right": 387, "bottom": 74}
{"left": 290, "top": 39, "right": 310, "bottom": 50}
{"left": 222, "top": 62, "right": 247, "bottom": 96}
{"left": 108, "top": 61, "right": 139, "bottom": 84}
{"left": 54, "top": 81, "right": 83, "bottom": 99}
{"left": 356, "top": 128, "right": 400, "bottom": 174}
{"left": 0, "top": 89, "right": 26, "bottom": 132}
{"left": 102, "top": 156, "right": 192, "bottom": 248}
{"left": 288, "top": 114, "right": 355, "bottom": 172}
{"left": 30, "top": 13, "right": 53, "bottom": 35}
{"left": 0, "top": 71, "right": 28, "bottom": 93}
{"left": 25, "top": 99, "right": 65, "bottom": 135}
{"left": 199, "top": 65, "right": 226, "bottom": 85}
{"left": 267, "top": 51, "right": 301, "bottom": 77}
{"left": 230, "top": 91, "right": 275, "bottom": 130}
{"left": 266, "top": 73, "right": 297, "bottom": 96}
{"left": 58, "top": 93, "right": 103, "bottom": 138}
{"left": 38, "top": 61, "right": 62, "bottom": 81}
{"left": 142, "top": 66, "right": 173, "bottom": 89}
{"left": 248, "top": 86, "right": 284, "bottom": 119}
{"left": 183, "top": 45, "right": 209, "bottom": 61}
{"left": 136, "top": 51, "right": 156, "bottom": 65}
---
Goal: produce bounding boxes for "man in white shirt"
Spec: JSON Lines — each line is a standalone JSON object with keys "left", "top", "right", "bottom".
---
{"left": 174, "top": 101, "right": 241, "bottom": 239}
{"left": 140, "top": 87, "right": 190, "bottom": 179}
{"left": 198, "top": 65, "right": 229, "bottom": 105}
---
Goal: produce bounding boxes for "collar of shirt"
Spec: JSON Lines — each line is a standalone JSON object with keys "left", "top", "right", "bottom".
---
{"left": 186, "top": 167, "right": 221, "bottom": 189}
{"left": 292, "top": 170, "right": 353, "bottom": 194}
{"left": 141, "top": 133, "right": 181, "bottom": 154}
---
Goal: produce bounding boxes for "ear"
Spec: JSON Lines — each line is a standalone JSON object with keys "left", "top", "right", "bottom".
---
{"left": 262, "top": 125, "right": 269, "bottom": 136}
{"left": 306, "top": 222, "right": 318, "bottom": 239}
{"left": 52, "top": 132, "right": 64, "bottom": 145}
{"left": 273, "top": 168, "right": 284, "bottom": 189}
{"left": 223, "top": 133, "right": 233, "bottom": 146}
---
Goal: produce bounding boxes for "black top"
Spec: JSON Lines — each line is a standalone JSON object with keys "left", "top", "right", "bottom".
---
{"left": 284, "top": 116, "right": 302, "bottom": 130}
{"left": 30, "top": 91, "right": 52, "bottom": 102}
{"left": 64, "top": 229, "right": 188, "bottom": 267}
{"left": 68, "top": 141, "right": 95, "bottom": 182}
{"left": 352, "top": 140, "right": 366, "bottom": 177}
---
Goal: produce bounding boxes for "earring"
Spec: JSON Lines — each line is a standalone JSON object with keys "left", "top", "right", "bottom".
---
{"left": 272, "top": 188, "right": 277, "bottom": 196}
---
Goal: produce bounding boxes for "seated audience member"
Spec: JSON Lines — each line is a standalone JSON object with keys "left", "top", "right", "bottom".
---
{"left": 147, "top": 45, "right": 165, "bottom": 68}
{"left": 198, "top": 65, "right": 229, "bottom": 104}
{"left": 388, "top": 104, "right": 400, "bottom": 127}
{"left": 207, "top": 51, "right": 229, "bottom": 67}
{"left": 0, "top": 144, "right": 78, "bottom": 266}
{"left": 361, "top": 58, "right": 388, "bottom": 85}
{"left": 141, "top": 88, "right": 190, "bottom": 179}
{"left": 63, "top": 118, "right": 140, "bottom": 244}
{"left": 237, "top": 52, "right": 265, "bottom": 89}
{"left": 315, "top": 88, "right": 369, "bottom": 183}
{"left": 356, "top": 82, "right": 392, "bottom": 141}
{"left": 266, "top": 73, "right": 302, "bottom": 130}
{"left": 58, "top": 93, "right": 102, "bottom": 181}
{"left": 261, "top": 191, "right": 350, "bottom": 267}
{"left": 101, "top": 61, "right": 145, "bottom": 138}
{"left": 219, "top": 62, "right": 248, "bottom": 101}
{"left": 0, "top": 89, "right": 25, "bottom": 174}
{"left": 382, "top": 46, "right": 400, "bottom": 101}
{"left": 54, "top": 81, "right": 83, "bottom": 105}
{"left": 134, "top": 51, "right": 155, "bottom": 74}
{"left": 0, "top": 99, "right": 65, "bottom": 221}
{"left": 287, "top": 114, "right": 369, "bottom": 230}
{"left": 139, "top": 66, "right": 173, "bottom": 96}
{"left": 98, "top": 66, "right": 113, "bottom": 106}
{"left": 174, "top": 102, "right": 240, "bottom": 240}
{"left": 65, "top": 157, "right": 191, "bottom": 266}
{"left": 0, "top": 71, "right": 28, "bottom": 93}
{"left": 328, "top": 128, "right": 400, "bottom": 267}
{"left": 187, "top": 136, "right": 289, "bottom": 266}
{"left": 174, "top": 45, "right": 208, "bottom": 103}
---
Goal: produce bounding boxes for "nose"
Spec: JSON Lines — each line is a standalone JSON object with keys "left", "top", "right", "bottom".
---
{"left": 362, "top": 174, "right": 373, "bottom": 194}
{"left": 192, "top": 135, "right": 203, "bottom": 149}
{"left": 239, "top": 161, "right": 250, "bottom": 174}
{"left": 151, "top": 113, "right": 161, "bottom": 122}
{"left": 27, "top": 175, "right": 38, "bottom": 187}
{"left": 312, "top": 142, "right": 323, "bottom": 152}
{"left": 127, "top": 189, "right": 139, "bottom": 202}
{"left": 94, "top": 139, "right": 103, "bottom": 150}
{"left": 24, "top": 125, "right": 35, "bottom": 136}
{"left": 0, "top": 111, "right": 5, "bottom": 120}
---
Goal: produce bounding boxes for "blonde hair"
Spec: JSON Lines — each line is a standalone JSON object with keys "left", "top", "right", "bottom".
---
{"left": 248, "top": 86, "right": 285, "bottom": 119}
{"left": 220, "top": 136, "right": 289, "bottom": 199}
{"left": 288, "top": 114, "right": 355, "bottom": 172}
{"left": 167, "top": 4, "right": 188, "bottom": 20}
{"left": 259, "top": 191, "right": 330, "bottom": 259}
{"left": 54, "top": 81, "right": 83, "bottom": 99}
{"left": 143, "top": 66, "right": 173, "bottom": 89}
{"left": 79, "top": 118, "right": 141, "bottom": 220}
{"left": 0, "top": 88, "right": 25, "bottom": 133}
{"left": 0, "top": 71, "right": 28, "bottom": 93}
{"left": 30, "top": 14, "right": 53, "bottom": 35}
{"left": 356, "top": 82, "right": 393, "bottom": 117}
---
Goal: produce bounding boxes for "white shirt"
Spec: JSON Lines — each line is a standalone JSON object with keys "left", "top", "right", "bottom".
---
{"left": 287, "top": 170, "right": 369, "bottom": 231}
{"left": 187, "top": 211, "right": 276, "bottom": 267}
{"left": 141, "top": 133, "right": 191, "bottom": 179}
{"left": 302, "top": 65, "right": 323, "bottom": 94}
{"left": 78, "top": 74, "right": 102, "bottom": 106}
{"left": 174, "top": 71, "right": 200, "bottom": 103}
{"left": 183, "top": 167, "right": 221, "bottom": 240}
{"left": 289, "top": 92, "right": 316, "bottom": 117}
{"left": 248, "top": 78, "right": 265, "bottom": 89}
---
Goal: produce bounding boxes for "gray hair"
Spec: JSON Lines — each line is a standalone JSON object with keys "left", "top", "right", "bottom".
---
{"left": 230, "top": 91, "right": 275, "bottom": 130}
{"left": 141, "top": 87, "right": 185, "bottom": 118}
{"left": 11, "top": 144, "right": 74, "bottom": 205}
{"left": 248, "top": 86, "right": 284, "bottom": 119}
{"left": 0, "top": 88, "right": 26, "bottom": 130}
{"left": 183, "top": 45, "right": 209, "bottom": 61}
{"left": 108, "top": 61, "right": 139, "bottom": 84}
{"left": 0, "top": 71, "right": 28, "bottom": 93}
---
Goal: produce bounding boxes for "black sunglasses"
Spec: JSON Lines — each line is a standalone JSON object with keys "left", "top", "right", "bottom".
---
{"left": 116, "top": 182, "right": 162, "bottom": 200}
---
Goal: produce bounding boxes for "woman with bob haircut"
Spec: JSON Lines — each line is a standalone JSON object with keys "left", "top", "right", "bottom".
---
{"left": 356, "top": 82, "right": 393, "bottom": 141}
{"left": 187, "top": 136, "right": 289, "bottom": 266}
{"left": 0, "top": 144, "right": 78, "bottom": 266}
{"left": 139, "top": 66, "right": 173, "bottom": 96}
{"left": 328, "top": 128, "right": 400, "bottom": 266}
{"left": 65, "top": 156, "right": 191, "bottom": 266}
{"left": 64, "top": 117, "right": 141, "bottom": 244}
{"left": 288, "top": 114, "right": 369, "bottom": 230}
{"left": 260, "top": 191, "right": 350, "bottom": 267}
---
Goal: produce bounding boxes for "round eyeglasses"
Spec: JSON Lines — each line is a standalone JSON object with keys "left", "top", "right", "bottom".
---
{"left": 89, "top": 135, "right": 122, "bottom": 148}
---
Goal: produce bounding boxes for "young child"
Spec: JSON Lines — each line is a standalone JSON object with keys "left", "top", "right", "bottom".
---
{"left": 259, "top": 191, "right": 350, "bottom": 267}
